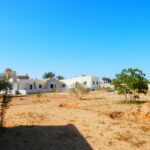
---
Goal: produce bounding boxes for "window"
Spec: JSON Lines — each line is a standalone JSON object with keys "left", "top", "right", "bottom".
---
{"left": 93, "top": 81, "right": 95, "bottom": 85}
{"left": 39, "top": 84, "right": 42, "bottom": 89}
{"left": 30, "top": 84, "right": 33, "bottom": 90}
{"left": 96, "top": 81, "right": 99, "bottom": 85}
{"left": 83, "top": 81, "right": 87, "bottom": 85}
{"left": 50, "top": 84, "right": 54, "bottom": 88}
{"left": 62, "top": 84, "right": 66, "bottom": 88}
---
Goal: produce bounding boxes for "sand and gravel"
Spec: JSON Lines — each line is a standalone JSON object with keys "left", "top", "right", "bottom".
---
{"left": 0, "top": 91, "right": 150, "bottom": 150}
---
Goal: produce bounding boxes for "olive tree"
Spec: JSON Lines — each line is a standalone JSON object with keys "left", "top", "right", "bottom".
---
{"left": 112, "top": 68, "right": 149, "bottom": 101}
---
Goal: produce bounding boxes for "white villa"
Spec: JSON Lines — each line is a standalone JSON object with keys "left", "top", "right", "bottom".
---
{"left": 1, "top": 68, "right": 100, "bottom": 95}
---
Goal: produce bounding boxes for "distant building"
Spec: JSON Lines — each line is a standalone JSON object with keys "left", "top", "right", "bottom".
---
{"left": 0, "top": 69, "right": 100, "bottom": 95}
{"left": 60, "top": 75, "right": 100, "bottom": 91}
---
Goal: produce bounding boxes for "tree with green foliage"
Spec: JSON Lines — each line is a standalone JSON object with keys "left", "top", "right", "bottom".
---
{"left": 0, "top": 77, "right": 12, "bottom": 132}
{"left": 0, "top": 80, "right": 12, "bottom": 93}
{"left": 57, "top": 75, "right": 65, "bottom": 80}
{"left": 69, "top": 82, "right": 89, "bottom": 100}
{"left": 43, "top": 72, "right": 55, "bottom": 79}
{"left": 102, "top": 77, "right": 112, "bottom": 83}
{"left": 112, "top": 68, "right": 149, "bottom": 101}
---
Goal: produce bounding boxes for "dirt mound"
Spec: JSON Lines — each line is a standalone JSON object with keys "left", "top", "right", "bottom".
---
{"left": 109, "top": 111, "right": 125, "bottom": 119}
{"left": 59, "top": 102, "right": 80, "bottom": 108}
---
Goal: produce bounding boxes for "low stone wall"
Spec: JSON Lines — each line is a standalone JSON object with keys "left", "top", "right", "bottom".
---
{"left": 18, "top": 89, "right": 50, "bottom": 95}
{"left": 100, "top": 83, "right": 114, "bottom": 89}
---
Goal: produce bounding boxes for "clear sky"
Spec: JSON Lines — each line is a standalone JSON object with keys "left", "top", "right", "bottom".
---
{"left": 0, "top": 0, "right": 150, "bottom": 79}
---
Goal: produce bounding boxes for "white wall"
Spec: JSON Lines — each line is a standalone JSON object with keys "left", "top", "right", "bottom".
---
{"left": 60, "top": 76, "right": 100, "bottom": 91}
{"left": 9, "top": 75, "right": 100, "bottom": 95}
{"left": 18, "top": 89, "right": 50, "bottom": 95}
{"left": 46, "top": 79, "right": 63, "bottom": 91}
{"left": 14, "top": 79, "right": 47, "bottom": 90}
{"left": 100, "top": 83, "right": 114, "bottom": 89}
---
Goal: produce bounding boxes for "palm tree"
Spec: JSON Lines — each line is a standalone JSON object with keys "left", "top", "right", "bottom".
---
{"left": 43, "top": 72, "right": 55, "bottom": 79}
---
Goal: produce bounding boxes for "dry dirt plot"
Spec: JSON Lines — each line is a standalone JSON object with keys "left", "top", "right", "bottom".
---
{"left": 0, "top": 91, "right": 150, "bottom": 150}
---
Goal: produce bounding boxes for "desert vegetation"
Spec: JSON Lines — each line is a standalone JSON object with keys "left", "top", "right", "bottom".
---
{"left": 69, "top": 82, "right": 89, "bottom": 100}
{"left": 112, "top": 68, "right": 149, "bottom": 101}
{"left": 0, "top": 90, "right": 150, "bottom": 150}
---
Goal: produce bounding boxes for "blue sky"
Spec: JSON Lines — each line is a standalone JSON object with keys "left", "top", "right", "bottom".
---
{"left": 0, "top": 0, "right": 150, "bottom": 79}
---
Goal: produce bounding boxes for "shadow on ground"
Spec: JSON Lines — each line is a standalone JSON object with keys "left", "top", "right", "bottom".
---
{"left": 0, "top": 124, "right": 93, "bottom": 150}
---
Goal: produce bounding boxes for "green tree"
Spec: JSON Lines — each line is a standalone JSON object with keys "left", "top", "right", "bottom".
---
{"left": 57, "top": 75, "right": 65, "bottom": 80}
{"left": 102, "top": 77, "right": 112, "bottom": 83}
{"left": 43, "top": 72, "right": 55, "bottom": 79}
{"left": 112, "top": 68, "right": 149, "bottom": 101}
{"left": 0, "top": 80, "right": 12, "bottom": 93}
{"left": 69, "top": 82, "right": 89, "bottom": 100}
{"left": 0, "top": 77, "right": 12, "bottom": 132}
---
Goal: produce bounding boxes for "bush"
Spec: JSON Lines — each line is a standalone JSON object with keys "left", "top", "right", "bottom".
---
{"left": 36, "top": 93, "right": 42, "bottom": 98}
{"left": 69, "top": 82, "right": 89, "bottom": 100}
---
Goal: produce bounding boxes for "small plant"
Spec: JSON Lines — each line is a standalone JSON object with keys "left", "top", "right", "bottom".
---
{"left": 36, "top": 93, "right": 42, "bottom": 98}
{"left": 69, "top": 82, "right": 89, "bottom": 100}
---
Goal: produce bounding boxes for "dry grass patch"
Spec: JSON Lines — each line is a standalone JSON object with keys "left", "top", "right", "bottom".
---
{"left": 19, "top": 112, "right": 47, "bottom": 125}
{"left": 140, "top": 125, "right": 150, "bottom": 132}
{"left": 115, "top": 132, "right": 146, "bottom": 148}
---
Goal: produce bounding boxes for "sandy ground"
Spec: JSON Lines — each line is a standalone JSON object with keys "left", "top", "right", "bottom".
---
{"left": 0, "top": 91, "right": 150, "bottom": 150}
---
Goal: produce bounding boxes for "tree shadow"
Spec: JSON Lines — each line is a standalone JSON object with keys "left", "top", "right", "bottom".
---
{"left": 0, "top": 124, "right": 93, "bottom": 150}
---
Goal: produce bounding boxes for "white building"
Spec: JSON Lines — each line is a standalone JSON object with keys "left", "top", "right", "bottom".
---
{"left": 0, "top": 69, "right": 100, "bottom": 95}
{"left": 60, "top": 75, "right": 100, "bottom": 91}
